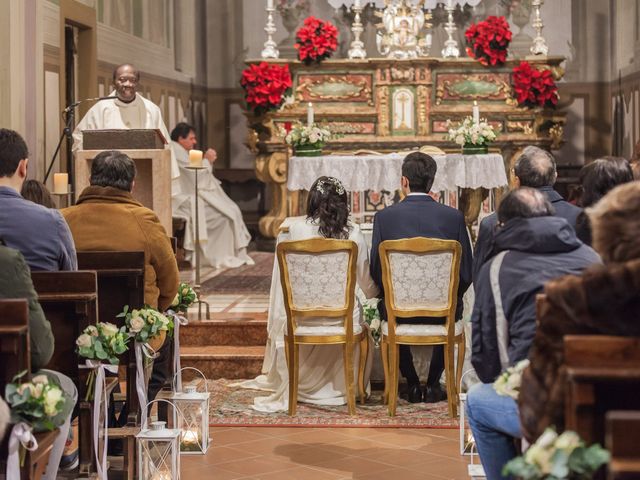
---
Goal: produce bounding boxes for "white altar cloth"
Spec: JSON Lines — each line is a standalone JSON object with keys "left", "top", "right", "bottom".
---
{"left": 287, "top": 153, "right": 508, "bottom": 192}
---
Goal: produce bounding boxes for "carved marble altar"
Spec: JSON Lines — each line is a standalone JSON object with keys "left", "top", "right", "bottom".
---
{"left": 247, "top": 56, "right": 566, "bottom": 238}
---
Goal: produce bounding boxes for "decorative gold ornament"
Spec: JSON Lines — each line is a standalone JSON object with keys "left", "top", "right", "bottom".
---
{"left": 377, "top": 86, "right": 391, "bottom": 136}
{"left": 417, "top": 85, "right": 429, "bottom": 136}
{"left": 375, "top": 0, "right": 432, "bottom": 59}
{"left": 549, "top": 122, "right": 564, "bottom": 149}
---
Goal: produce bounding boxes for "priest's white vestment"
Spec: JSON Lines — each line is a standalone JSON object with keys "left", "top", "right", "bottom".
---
{"left": 171, "top": 141, "right": 254, "bottom": 269}
{"left": 72, "top": 92, "right": 180, "bottom": 193}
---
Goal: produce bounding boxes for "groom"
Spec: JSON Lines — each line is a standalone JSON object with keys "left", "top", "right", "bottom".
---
{"left": 369, "top": 152, "right": 472, "bottom": 403}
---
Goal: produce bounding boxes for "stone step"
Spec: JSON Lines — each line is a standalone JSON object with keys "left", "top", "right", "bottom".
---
{"left": 180, "top": 318, "right": 268, "bottom": 347}
{"left": 180, "top": 345, "right": 265, "bottom": 380}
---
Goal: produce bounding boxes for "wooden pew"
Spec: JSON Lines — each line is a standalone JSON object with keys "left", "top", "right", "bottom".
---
{"left": 0, "top": 299, "right": 58, "bottom": 480}
{"left": 31, "top": 271, "right": 100, "bottom": 478}
{"left": 606, "top": 411, "right": 640, "bottom": 479}
{"left": 564, "top": 335, "right": 640, "bottom": 445}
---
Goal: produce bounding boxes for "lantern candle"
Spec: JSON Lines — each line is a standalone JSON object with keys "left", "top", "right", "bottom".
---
{"left": 472, "top": 101, "right": 480, "bottom": 125}
{"left": 53, "top": 173, "right": 68, "bottom": 194}
{"left": 307, "top": 102, "right": 314, "bottom": 127}
{"left": 267, "top": 0, "right": 274, "bottom": 8}
{"left": 189, "top": 149, "right": 203, "bottom": 167}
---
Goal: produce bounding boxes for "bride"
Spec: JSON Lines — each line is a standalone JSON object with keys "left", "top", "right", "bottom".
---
{"left": 240, "top": 176, "right": 379, "bottom": 412}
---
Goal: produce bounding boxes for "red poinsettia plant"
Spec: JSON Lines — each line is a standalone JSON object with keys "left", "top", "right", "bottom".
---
{"left": 240, "top": 62, "right": 292, "bottom": 116}
{"left": 295, "top": 16, "right": 338, "bottom": 64}
{"left": 512, "top": 61, "right": 558, "bottom": 108}
{"left": 465, "top": 16, "right": 512, "bottom": 66}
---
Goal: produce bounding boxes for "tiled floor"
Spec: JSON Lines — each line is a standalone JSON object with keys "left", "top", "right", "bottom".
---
{"left": 182, "top": 426, "right": 472, "bottom": 479}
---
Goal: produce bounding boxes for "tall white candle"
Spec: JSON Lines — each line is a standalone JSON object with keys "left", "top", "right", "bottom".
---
{"left": 189, "top": 149, "right": 203, "bottom": 167}
{"left": 53, "top": 173, "right": 68, "bottom": 194}
{"left": 354, "top": 0, "right": 361, "bottom": 7}
{"left": 472, "top": 100, "right": 480, "bottom": 125}
{"left": 267, "top": 0, "right": 274, "bottom": 9}
{"left": 307, "top": 102, "right": 314, "bottom": 127}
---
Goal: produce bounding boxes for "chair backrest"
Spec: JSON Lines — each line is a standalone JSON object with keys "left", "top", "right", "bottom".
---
{"left": 379, "top": 237, "right": 461, "bottom": 328}
{"left": 0, "top": 299, "right": 30, "bottom": 393}
{"left": 277, "top": 238, "right": 358, "bottom": 335}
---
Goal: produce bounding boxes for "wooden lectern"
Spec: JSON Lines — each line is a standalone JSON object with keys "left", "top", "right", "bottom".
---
{"left": 74, "top": 129, "right": 172, "bottom": 233}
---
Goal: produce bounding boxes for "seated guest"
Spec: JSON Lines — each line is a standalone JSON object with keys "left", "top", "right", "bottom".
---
{"left": 466, "top": 188, "right": 599, "bottom": 480}
{"left": 0, "top": 241, "right": 77, "bottom": 475}
{"left": 370, "top": 152, "right": 472, "bottom": 403}
{"left": 520, "top": 181, "right": 640, "bottom": 442}
{"left": 170, "top": 122, "right": 253, "bottom": 268}
{"left": 473, "top": 146, "right": 581, "bottom": 280}
{"left": 21, "top": 179, "right": 56, "bottom": 208}
{"left": 62, "top": 150, "right": 179, "bottom": 311}
{"left": 0, "top": 129, "right": 77, "bottom": 271}
{"left": 243, "top": 176, "right": 379, "bottom": 412}
{"left": 574, "top": 157, "right": 633, "bottom": 245}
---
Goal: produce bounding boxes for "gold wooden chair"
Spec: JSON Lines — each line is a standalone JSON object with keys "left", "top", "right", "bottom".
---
{"left": 379, "top": 238, "right": 465, "bottom": 417}
{"left": 277, "top": 238, "right": 368, "bottom": 416}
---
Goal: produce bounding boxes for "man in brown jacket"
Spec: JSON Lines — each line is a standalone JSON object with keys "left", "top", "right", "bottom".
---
{"left": 62, "top": 150, "right": 179, "bottom": 311}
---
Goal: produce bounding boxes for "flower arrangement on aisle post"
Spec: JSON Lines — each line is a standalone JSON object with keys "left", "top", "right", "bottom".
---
{"left": 285, "top": 123, "right": 333, "bottom": 156}
{"left": 362, "top": 299, "right": 382, "bottom": 346}
{"left": 5, "top": 372, "right": 72, "bottom": 432}
{"left": 493, "top": 359, "right": 529, "bottom": 399}
{"left": 295, "top": 16, "right": 338, "bottom": 64}
{"left": 503, "top": 428, "right": 610, "bottom": 479}
{"left": 76, "top": 322, "right": 129, "bottom": 400}
{"left": 446, "top": 117, "right": 497, "bottom": 154}
{"left": 170, "top": 283, "right": 198, "bottom": 314}
{"left": 240, "top": 62, "right": 293, "bottom": 116}
{"left": 512, "top": 61, "right": 559, "bottom": 109}
{"left": 465, "top": 16, "right": 512, "bottom": 66}
{"left": 118, "top": 305, "right": 173, "bottom": 350}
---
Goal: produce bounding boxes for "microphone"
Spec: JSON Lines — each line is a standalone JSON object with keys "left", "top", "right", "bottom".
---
{"left": 63, "top": 96, "right": 117, "bottom": 114}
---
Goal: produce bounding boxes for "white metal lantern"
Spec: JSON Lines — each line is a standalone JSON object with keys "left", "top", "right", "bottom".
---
{"left": 137, "top": 400, "right": 181, "bottom": 480}
{"left": 171, "top": 367, "right": 211, "bottom": 454}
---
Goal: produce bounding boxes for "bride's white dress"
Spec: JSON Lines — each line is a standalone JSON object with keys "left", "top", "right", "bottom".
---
{"left": 238, "top": 219, "right": 379, "bottom": 412}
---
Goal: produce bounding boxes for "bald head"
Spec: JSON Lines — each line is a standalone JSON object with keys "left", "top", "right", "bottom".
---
{"left": 498, "top": 187, "right": 555, "bottom": 224}
{"left": 514, "top": 146, "right": 557, "bottom": 188}
{"left": 112, "top": 64, "right": 139, "bottom": 103}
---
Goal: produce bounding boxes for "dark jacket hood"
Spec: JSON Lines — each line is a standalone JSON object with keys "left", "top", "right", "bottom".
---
{"left": 494, "top": 216, "right": 583, "bottom": 254}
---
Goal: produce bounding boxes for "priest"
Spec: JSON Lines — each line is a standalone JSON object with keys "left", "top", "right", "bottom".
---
{"left": 72, "top": 63, "right": 180, "bottom": 193}
{"left": 170, "top": 122, "right": 254, "bottom": 269}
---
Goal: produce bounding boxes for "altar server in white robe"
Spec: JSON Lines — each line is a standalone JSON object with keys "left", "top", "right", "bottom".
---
{"left": 72, "top": 63, "right": 180, "bottom": 193}
{"left": 239, "top": 176, "right": 378, "bottom": 412}
{"left": 170, "top": 122, "right": 253, "bottom": 269}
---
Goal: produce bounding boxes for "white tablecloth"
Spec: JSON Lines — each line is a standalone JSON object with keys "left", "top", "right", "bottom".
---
{"left": 287, "top": 153, "right": 508, "bottom": 192}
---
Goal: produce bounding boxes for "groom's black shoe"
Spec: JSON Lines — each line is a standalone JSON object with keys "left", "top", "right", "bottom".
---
{"left": 406, "top": 383, "right": 423, "bottom": 403}
{"left": 424, "top": 384, "right": 447, "bottom": 403}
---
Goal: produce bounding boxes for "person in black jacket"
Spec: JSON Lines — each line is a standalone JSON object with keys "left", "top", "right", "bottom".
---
{"left": 370, "top": 152, "right": 472, "bottom": 403}
{"left": 473, "top": 146, "right": 582, "bottom": 281}
{"left": 466, "top": 187, "right": 599, "bottom": 480}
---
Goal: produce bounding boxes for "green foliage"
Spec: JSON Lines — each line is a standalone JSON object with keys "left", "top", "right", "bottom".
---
{"left": 169, "top": 283, "right": 198, "bottom": 314}
{"left": 76, "top": 322, "right": 130, "bottom": 365}
{"left": 118, "top": 304, "right": 174, "bottom": 344}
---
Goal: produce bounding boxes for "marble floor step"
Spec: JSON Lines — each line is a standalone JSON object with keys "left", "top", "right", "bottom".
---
{"left": 180, "top": 345, "right": 265, "bottom": 380}
{"left": 180, "top": 318, "right": 268, "bottom": 347}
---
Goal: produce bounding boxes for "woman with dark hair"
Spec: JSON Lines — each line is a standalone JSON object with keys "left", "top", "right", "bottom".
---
{"left": 575, "top": 157, "right": 633, "bottom": 245}
{"left": 242, "top": 176, "right": 379, "bottom": 412}
{"left": 21, "top": 179, "right": 56, "bottom": 208}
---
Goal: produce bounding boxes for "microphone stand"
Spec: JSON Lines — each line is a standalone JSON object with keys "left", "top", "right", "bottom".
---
{"left": 43, "top": 102, "right": 79, "bottom": 185}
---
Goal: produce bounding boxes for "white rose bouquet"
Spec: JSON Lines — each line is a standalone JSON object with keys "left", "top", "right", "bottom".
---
{"left": 5, "top": 372, "right": 72, "bottom": 432}
{"left": 503, "top": 427, "right": 610, "bottom": 479}
{"left": 445, "top": 117, "right": 496, "bottom": 147}
{"left": 362, "top": 298, "right": 382, "bottom": 345}
{"left": 285, "top": 123, "right": 332, "bottom": 149}
{"left": 169, "top": 283, "right": 198, "bottom": 314}
{"left": 118, "top": 305, "right": 174, "bottom": 344}
{"left": 493, "top": 358, "right": 530, "bottom": 399}
{"left": 76, "top": 322, "right": 129, "bottom": 365}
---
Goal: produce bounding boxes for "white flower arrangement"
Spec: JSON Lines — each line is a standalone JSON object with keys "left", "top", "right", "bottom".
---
{"left": 446, "top": 116, "right": 497, "bottom": 147}
{"left": 76, "top": 322, "right": 129, "bottom": 365}
{"left": 493, "top": 358, "right": 530, "bottom": 399}
{"left": 503, "top": 427, "right": 610, "bottom": 479}
{"left": 117, "top": 305, "right": 173, "bottom": 344}
{"left": 285, "top": 123, "right": 332, "bottom": 147}
{"left": 169, "top": 282, "right": 198, "bottom": 313}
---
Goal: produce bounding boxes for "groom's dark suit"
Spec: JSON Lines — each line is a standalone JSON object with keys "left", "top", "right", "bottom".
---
{"left": 370, "top": 193, "right": 473, "bottom": 387}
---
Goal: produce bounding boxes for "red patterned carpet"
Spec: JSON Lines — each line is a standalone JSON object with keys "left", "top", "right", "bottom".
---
{"left": 204, "top": 379, "right": 459, "bottom": 429}
{"left": 200, "top": 252, "right": 274, "bottom": 295}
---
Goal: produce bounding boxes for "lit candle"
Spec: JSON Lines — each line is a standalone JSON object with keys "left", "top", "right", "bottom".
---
{"left": 182, "top": 429, "right": 198, "bottom": 445}
{"left": 267, "top": 0, "right": 273, "bottom": 9}
{"left": 53, "top": 173, "right": 68, "bottom": 194}
{"left": 188, "top": 149, "right": 203, "bottom": 167}
{"left": 472, "top": 100, "right": 480, "bottom": 125}
{"left": 307, "top": 102, "right": 314, "bottom": 127}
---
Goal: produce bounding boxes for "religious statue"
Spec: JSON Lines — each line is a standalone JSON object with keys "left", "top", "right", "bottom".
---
{"left": 375, "top": 0, "right": 433, "bottom": 59}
